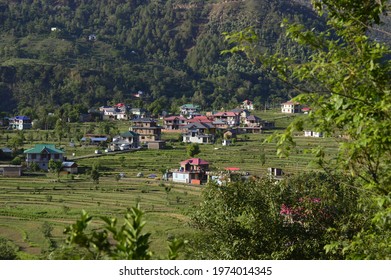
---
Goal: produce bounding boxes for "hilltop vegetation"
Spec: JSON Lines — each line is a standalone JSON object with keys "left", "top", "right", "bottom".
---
{"left": 0, "top": 0, "right": 325, "bottom": 118}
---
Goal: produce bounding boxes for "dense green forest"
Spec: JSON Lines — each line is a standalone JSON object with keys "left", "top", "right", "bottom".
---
{"left": 0, "top": 0, "right": 326, "bottom": 118}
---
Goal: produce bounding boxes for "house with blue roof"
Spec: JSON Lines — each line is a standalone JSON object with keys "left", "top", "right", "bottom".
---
{"left": 9, "top": 116, "right": 32, "bottom": 130}
{"left": 24, "top": 144, "right": 64, "bottom": 171}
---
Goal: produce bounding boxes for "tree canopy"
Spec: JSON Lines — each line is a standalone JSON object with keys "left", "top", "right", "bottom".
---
{"left": 222, "top": 0, "right": 391, "bottom": 259}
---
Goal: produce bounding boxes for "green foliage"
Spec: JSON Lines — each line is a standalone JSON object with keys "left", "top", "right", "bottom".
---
{"left": 186, "top": 143, "right": 200, "bottom": 158}
{"left": 59, "top": 205, "right": 185, "bottom": 260}
{"left": 224, "top": 0, "right": 391, "bottom": 259}
{"left": 190, "top": 172, "right": 360, "bottom": 260}
{"left": 0, "top": 237, "right": 19, "bottom": 260}
{"left": 49, "top": 159, "right": 62, "bottom": 178}
{"left": 11, "top": 156, "right": 21, "bottom": 165}
{"left": 0, "top": 0, "right": 329, "bottom": 115}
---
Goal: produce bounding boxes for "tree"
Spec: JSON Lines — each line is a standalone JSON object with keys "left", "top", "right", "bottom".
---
{"left": 223, "top": 0, "right": 391, "bottom": 259}
{"left": 190, "top": 172, "right": 361, "bottom": 260}
{"left": 49, "top": 159, "right": 62, "bottom": 179}
{"left": 0, "top": 237, "right": 19, "bottom": 260}
{"left": 51, "top": 205, "right": 186, "bottom": 260}
{"left": 186, "top": 143, "right": 200, "bottom": 158}
{"left": 90, "top": 169, "right": 100, "bottom": 185}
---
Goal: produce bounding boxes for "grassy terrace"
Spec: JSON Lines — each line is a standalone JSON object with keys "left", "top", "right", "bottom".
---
{"left": 0, "top": 110, "right": 339, "bottom": 259}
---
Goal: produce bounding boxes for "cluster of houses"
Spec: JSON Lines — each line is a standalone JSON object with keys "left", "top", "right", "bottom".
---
{"left": 169, "top": 157, "right": 285, "bottom": 185}
{"left": 164, "top": 102, "right": 275, "bottom": 145}
{"left": 1, "top": 99, "right": 325, "bottom": 179}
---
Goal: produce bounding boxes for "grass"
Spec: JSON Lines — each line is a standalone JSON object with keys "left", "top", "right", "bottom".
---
{"left": 0, "top": 110, "right": 340, "bottom": 259}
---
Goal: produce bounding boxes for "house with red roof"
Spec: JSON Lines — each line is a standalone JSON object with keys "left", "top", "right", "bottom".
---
{"left": 213, "top": 111, "right": 240, "bottom": 126}
{"left": 187, "top": 115, "right": 213, "bottom": 123}
{"left": 163, "top": 116, "right": 187, "bottom": 130}
{"left": 172, "top": 158, "right": 209, "bottom": 184}
{"left": 241, "top": 100, "right": 254, "bottom": 111}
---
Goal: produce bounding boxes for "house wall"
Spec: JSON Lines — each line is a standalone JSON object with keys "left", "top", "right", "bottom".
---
{"left": 63, "top": 167, "right": 78, "bottom": 174}
{"left": 183, "top": 135, "right": 212, "bottom": 144}
{"left": 0, "top": 166, "right": 22, "bottom": 177}
{"left": 172, "top": 172, "right": 190, "bottom": 183}
{"left": 26, "top": 153, "right": 63, "bottom": 171}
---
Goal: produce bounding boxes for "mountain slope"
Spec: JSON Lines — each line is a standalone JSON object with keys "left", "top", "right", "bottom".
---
{"left": 0, "top": 0, "right": 333, "bottom": 117}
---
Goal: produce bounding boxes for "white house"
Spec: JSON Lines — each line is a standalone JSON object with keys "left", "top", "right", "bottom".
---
{"left": 241, "top": 100, "right": 254, "bottom": 111}
{"left": 304, "top": 130, "right": 323, "bottom": 138}
{"left": 281, "top": 101, "right": 302, "bottom": 114}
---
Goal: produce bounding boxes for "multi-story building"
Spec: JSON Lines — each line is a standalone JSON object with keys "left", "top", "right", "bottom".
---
{"left": 130, "top": 118, "right": 162, "bottom": 143}
{"left": 281, "top": 101, "right": 302, "bottom": 113}
{"left": 24, "top": 144, "right": 64, "bottom": 171}
{"left": 9, "top": 116, "right": 32, "bottom": 130}
{"left": 172, "top": 158, "right": 209, "bottom": 185}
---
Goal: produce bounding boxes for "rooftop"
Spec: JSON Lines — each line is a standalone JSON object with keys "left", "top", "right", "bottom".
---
{"left": 24, "top": 144, "right": 64, "bottom": 154}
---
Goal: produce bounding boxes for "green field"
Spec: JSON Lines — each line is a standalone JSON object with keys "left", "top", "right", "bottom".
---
{"left": 0, "top": 111, "right": 340, "bottom": 259}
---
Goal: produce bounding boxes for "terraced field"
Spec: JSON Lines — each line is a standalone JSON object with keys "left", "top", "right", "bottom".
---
{"left": 0, "top": 111, "right": 340, "bottom": 259}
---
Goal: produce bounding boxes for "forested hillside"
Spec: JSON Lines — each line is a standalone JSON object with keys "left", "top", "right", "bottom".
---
{"left": 0, "top": 0, "right": 325, "bottom": 118}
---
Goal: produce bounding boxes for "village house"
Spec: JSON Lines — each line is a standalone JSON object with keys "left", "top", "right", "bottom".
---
{"left": 304, "top": 130, "right": 323, "bottom": 138}
{"left": 172, "top": 158, "right": 209, "bottom": 185}
{"left": 241, "top": 100, "right": 254, "bottom": 111}
{"left": 180, "top": 104, "right": 200, "bottom": 117}
{"left": 230, "top": 108, "right": 251, "bottom": 123}
{"left": 9, "top": 116, "right": 32, "bottom": 130}
{"left": 187, "top": 115, "right": 214, "bottom": 124}
{"left": 109, "top": 131, "right": 140, "bottom": 151}
{"left": 163, "top": 116, "right": 187, "bottom": 130}
{"left": 0, "top": 165, "right": 22, "bottom": 177}
{"left": 182, "top": 122, "right": 215, "bottom": 144}
{"left": 99, "top": 103, "right": 129, "bottom": 120}
{"left": 301, "top": 107, "right": 311, "bottom": 114}
{"left": 244, "top": 115, "right": 262, "bottom": 127}
{"left": 281, "top": 101, "right": 302, "bottom": 113}
{"left": 268, "top": 167, "right": 284, "bottom": 180}
{"left": 81, "top": 134, "right": 109, "bottom": 145}
{"left": 130, "top": 108, "right": 149, "bottom": 119}
{"left": 24, "top": 144, "right": 64, "bottom": 171}
{"left": 212, "top": 119, "right": 229, "bottom": 130}
{"left": 62, "top": 162, "right": 78, "bottom": 174}
{"left": 241, "top": 115, "right": 275, "bottom": 133}
{"left": 213, "top": 111, "right": 240, "bottom": 127}
{"left": 0, "top": 147, "right": 13, "bottom": 159}
{"left": 147, "top": 140, "right": 166, "bottom": 150}
{"left": 130, "top": 118, "right": 162, "bottom": 144}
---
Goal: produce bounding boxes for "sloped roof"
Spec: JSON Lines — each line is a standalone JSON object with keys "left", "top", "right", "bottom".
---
{"left": 180, "top": 158, "right": 209, "bottom": 166}
{"left": 131, "top": 118, "right": 156, "bottom": 122}
{"left": 180, "top": 104, "right": 200, "bottom": 109}
{"left": 164, "top": 116, "right": 187, "bottom": 121}
{"left": 0, "top": 147, "right": 12, "bottom": 153}
{"left": 213, "top": 111, "right": 238, "bottom": 117}
{"left": 11, "top": 116, "right": 30, "bottom": 121}
{"left": 282, "top": 101, "right": 300, "bottom": 105}
{"left": 62, "top": 162, "right": 77, "bottom": 168}
{"left": 246, "top": 115, "right": 261, "bottom": 121}
{"left": 225, "top": 167, "right": 240, "bottom": 171}
{"left": 188, "top": 116, "right": 213, "bottom": 123}
{"left": 120, "top": 131, "right": 139, "bottom": 138}
{"left": 182, "top": 122, "right": 215, "bottom": 130}
{"left": 24, "top": 144, "right": 64, "bottom": 154}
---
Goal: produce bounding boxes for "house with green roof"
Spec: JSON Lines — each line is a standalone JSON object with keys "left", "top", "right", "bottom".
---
{"left": 180, "top": 104, "right": 200, "bottom": 117}
{"left": 24, "top": 144, "right": 64, "bottom": 171}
